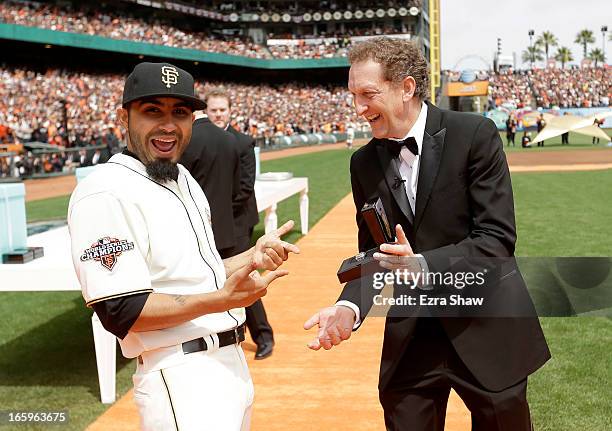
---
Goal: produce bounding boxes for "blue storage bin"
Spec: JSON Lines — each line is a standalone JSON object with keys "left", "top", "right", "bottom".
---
{"left": 75, "top": 166, "right": 99, "bottom": 183}
{"left": 0, "top": 183, "right": 27, "bottom": 256}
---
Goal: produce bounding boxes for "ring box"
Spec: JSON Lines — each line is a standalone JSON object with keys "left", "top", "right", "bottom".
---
{"left": 361, "top": 198, "right": 394, "bottom": 245}
{"left": 337, "top": 198, "right": 392, "bottom": 283}
{"left": 337, "top": 248, "right": 382, "bottom": 283}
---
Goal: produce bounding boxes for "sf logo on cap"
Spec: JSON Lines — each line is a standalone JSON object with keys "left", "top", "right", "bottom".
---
{"left": 161, "top": 66, "right": 179, "bottom": 88}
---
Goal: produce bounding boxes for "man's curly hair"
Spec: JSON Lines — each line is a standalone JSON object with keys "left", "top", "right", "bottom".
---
{"left": 349, "top": 37, "right": 430, "bottom": 101}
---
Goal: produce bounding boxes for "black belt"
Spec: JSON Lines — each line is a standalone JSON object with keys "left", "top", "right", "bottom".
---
{"left": 182, "top": 324, "right": 246, "bottom": 354}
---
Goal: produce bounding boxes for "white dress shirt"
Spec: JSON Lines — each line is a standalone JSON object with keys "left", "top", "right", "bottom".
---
{"left": 393, "top": 102, "right": 427, "bottom": 215}
{"left": 336, "top": 102, "right": 430, "bottom": 328}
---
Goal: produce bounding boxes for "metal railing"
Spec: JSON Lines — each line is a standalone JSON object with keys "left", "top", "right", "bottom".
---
{"left": 0, "top": 144, "right": 113, "bottom": 179}
{"left": 1, "top": 131, "right": 373, "bottom": 179}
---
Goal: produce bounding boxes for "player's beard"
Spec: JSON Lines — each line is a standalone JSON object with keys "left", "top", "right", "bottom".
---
{"left": 146, "top": 159, "right": 179, "bottom": 183}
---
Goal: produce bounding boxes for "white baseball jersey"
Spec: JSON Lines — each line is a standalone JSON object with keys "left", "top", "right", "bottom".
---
{"left": 347, "top": 125, "right": 355, "bottom": 139}
{"left": 68, "top": 153, "right": 245, "bottom": 358}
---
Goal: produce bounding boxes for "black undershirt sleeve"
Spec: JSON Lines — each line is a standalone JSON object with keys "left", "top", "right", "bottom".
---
{"left": 91, "top": 293, "right": 150, "bottom": 339}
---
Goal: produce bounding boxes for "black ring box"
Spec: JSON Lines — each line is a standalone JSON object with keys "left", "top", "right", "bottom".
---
{"left": 337, "top": 198, "right": 392, "bottom": 283}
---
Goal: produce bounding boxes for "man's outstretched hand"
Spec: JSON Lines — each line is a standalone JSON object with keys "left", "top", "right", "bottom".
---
{"left": 304, "top": 306, "right": 356, "bottom": 350}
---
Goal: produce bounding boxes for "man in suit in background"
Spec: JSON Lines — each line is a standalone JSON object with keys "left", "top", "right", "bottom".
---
{"left": 180, "top": 104, "right": 240, "bottom": 256}
{"left": 78, "top": 148, "right": 91, "bottom": 167}
{"left": 206, "top": 88, "right": 275, "bottom": 360}
{"left": 305, "top": 37, "right": 550, "bottom": 430}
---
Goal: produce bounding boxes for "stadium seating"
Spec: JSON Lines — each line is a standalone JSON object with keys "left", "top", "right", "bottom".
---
{"left": 448, "top": 68, "right": 610, "bottom": 110}
{"left": 0, "top": 2, "right": 272, "bottom": 59}
{"left": 0, "top": 66, "right": 363, "bottom": 177}
{"left": 0, "top": 2, "right": 412, "bottom": 60}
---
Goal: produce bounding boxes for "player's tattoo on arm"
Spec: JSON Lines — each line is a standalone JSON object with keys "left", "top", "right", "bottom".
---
{"left": 173, "top": 295, "right": 187, "bottom": 306}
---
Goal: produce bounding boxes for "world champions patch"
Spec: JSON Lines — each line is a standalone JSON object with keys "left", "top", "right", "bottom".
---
{"left": 80, "top": 237, "right": 135, "bottom": 271}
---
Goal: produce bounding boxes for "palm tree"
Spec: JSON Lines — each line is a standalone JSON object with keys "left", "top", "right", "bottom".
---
{"left": 588, "top": 48, "right": 606, "bottom": 67}
{"left": 536, "top": 31, "right": 558, "bottom": 62}
{"left": 554, "top": 46, "right": 574, "bottom": 68}
{"left": 522, "top": 45, "right": 544, "bottom": 68}
{"left": 575, "top": 29, "right": 595, "bottom": 58}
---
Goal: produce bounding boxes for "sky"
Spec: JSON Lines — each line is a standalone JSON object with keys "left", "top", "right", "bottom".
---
{"left": 439, "top": 0, "right": 611, "bottom": 70}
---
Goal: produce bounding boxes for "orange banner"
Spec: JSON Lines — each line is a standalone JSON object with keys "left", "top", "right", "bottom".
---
{"left": 446, "top": 81, "right": 489, "bottom": 97}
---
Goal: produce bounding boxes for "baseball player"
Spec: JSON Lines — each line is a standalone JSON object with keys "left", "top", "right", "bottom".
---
{"left": 346, "top": 121, "right": 355, "bottom": 149}
{"left": 68, "top": 62, "right": 299, "bottom": 430}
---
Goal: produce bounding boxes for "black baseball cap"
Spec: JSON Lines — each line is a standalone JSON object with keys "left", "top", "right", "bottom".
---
{"left": 122, "top": 62, "right": 206, "bottom": 110}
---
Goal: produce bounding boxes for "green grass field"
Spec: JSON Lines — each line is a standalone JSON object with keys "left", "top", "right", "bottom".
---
{"left": 25, "top": 195, "right": 71, "bottom": 224}
{"left": 4, "top": 148, "right": 611, "bottom": 430}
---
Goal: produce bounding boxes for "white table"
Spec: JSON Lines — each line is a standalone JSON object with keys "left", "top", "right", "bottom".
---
{"left": 0, "top": 176, "right": 308, "bottom": 403}
{"left": 0, "top": 226, "right": 117, "bottom": 403}
{"left": 255, "top": 177, "right": 309, "bottom": 234}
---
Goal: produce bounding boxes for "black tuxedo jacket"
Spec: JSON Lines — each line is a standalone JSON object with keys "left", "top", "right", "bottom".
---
{"left": 338, "top": 102, "right": 550, "bottom": 392}
{"left": 227, "top": 125, "right": 259, "bottom": 235}
{"left": 180, "top": 117, "right": 240, "bottom": 250}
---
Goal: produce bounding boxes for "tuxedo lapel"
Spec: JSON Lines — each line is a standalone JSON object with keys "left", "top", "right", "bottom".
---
{"left": 376, "top": 141, "right": 414, "bottom": 225}
{"left": 415, "top": 104, "right": 446, "bottom": 229}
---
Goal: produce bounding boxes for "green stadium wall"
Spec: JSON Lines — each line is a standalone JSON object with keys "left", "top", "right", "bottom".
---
{"left": 0, "top": 23, "right": 349, "bottom": 70}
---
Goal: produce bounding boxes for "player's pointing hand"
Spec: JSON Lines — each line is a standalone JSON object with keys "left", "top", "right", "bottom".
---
{"left": 222, "top": 261, "right": 288, "bottom": 309}
{"left": 254, "top": 220, "right": 300, "bottom": 271}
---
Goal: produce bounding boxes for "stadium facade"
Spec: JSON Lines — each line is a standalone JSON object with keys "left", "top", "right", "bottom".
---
{"left": 0, "top": 0, "right": 440, "bottom": 95}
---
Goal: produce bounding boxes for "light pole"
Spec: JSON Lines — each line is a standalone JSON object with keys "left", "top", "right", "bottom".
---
{"left": 528, "top": 29, "right": 535, "bottom": 68}
{"left": 602, "top": 25, "right": 608, "bottom": 64}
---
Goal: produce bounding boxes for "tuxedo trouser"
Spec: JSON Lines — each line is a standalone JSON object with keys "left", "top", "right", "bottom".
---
{"left": 133, "top": 344, "right": 253, "bottom": 431}
{"left": 219, "top": 231, "right": 274, "bottom": 346}
{"left": 379, "top": 319, "right": 532, "bottom": 431}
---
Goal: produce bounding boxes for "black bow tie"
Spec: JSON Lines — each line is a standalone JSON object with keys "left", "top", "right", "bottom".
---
{"left": 384, "top": 137, "right": 419, "bottom": 158}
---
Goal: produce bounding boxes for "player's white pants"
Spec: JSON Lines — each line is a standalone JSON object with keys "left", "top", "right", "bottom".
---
{"left": 133, "top": 344, "right": 254, "bottom": 431}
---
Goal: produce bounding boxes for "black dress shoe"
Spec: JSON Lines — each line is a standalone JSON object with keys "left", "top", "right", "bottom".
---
{"left": 254, "top": 342, "right": 274, "bottom": 360}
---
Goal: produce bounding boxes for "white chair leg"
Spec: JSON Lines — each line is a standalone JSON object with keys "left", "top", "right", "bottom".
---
{"left": 264, "top": 204, "right": 278, "bottom": 234}
{"left": 299, "top": 190, "right": 309, "bottom": 234}
{"left": 91, "top": 313, "right": 116, "bottom": 403}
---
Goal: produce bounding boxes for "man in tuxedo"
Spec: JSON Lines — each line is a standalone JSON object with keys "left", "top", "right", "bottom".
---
{"left": 180, "top": 107, "right": 240, "bottom": 255}
{"left": 206, "top": 88, "right": 275, "bottom": 360}
{"left": 304, "top": 37, "right": 550, "bottom": 430}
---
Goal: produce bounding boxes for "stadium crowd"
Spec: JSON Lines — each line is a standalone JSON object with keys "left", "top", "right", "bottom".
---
{"left": 2, "top": 63, "right": 608, "bottom": 147}
{"left": 530, "top": 67, "right": 609, "bottom": 108}
{"left": 488, "top": 70, "right": 534, "bottom": 109}
{"left": 267, "top": 26, "right": 410, "bottom": 59}
{"left": 446, "top": 68, "right": 610, "bottom": 110}
{"left": 0, "top": 2, "right": 413, "bottom": 60}
{"left": 0, "top": 67, "right": 124, "bottom": 147}
{"left": 0, "top": 1, "right": 271, "bottom": 59}
{"left": 214, "top": 81, "right": 358, "bottom": 138}
{"left": 0, "top": 66, "right": 360, "bottom": 152}
{"left": 267, "top": 41, "right": 343, "bottom": 60}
